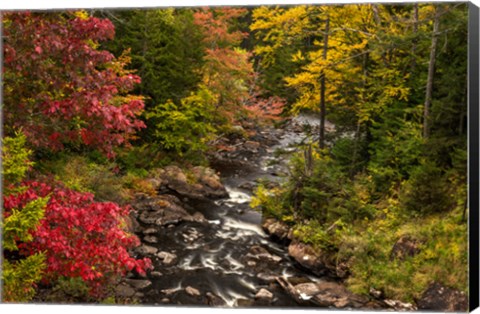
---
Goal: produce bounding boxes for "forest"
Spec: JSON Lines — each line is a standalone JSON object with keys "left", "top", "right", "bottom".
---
{"left": 1, "top": 3, "right": 469, "bottom": 311}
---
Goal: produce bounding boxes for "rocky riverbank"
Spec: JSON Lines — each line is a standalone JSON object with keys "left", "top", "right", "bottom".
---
{"left": 113, "top": 116, "right": 467, "bottom": 311}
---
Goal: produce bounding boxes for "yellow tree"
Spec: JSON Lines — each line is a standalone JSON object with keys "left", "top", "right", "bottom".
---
{"left": 283, "top": 5, "right": 373, "bottom": 148}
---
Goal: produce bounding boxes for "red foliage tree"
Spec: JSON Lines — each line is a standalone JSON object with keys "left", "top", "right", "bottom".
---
{"left": 2, "top": 12, "right": 145, "bottom": 157}
{"left": 193, "top": 8, "right": 254, "bottom": 118}
{"left": 3, "top": 181, "right": 152, "bottom": 296}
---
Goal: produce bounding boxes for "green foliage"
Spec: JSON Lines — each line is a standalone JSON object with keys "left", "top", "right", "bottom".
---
{"left": 400, "top": 161, "right": 452, "bottom": 214}
{"left": 2, "top": 197, "right": 48, "bottom": 251}
{"left": 293, "top": 220, "right": 338, "bottom": 251}
{"left": 102, "top": 8, "right": 204, "bottom": 106}
{"left": 2, "top": 254, "right": 46, "bottom": 302}
{"left": 1, "top": 132, "right": 33, "bottom": 187}
{"left": 37, "top": 155, "right": 126, "bottom": 203}
{"left": 250, "top": 184, "right": 293, "bottom": 221}
{"left": 146, "top": 87, "right": 217, "bottom": 159}
{"left": 1, "top": 131, "right": 47, "bottom": 302}
{"left": 116, "top": 144, "right": 171, "bottom": 175}
{"left": 331, "top": 136, "right": 368, "bottom": 175}
{"left": 42, "top": 277, "right": 91, "bottom": 303}
{"left": 368, "top": 118, "right": 424, "bottom": 193}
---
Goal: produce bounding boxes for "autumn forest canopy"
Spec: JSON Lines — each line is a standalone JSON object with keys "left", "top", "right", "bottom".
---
{"left": 1, "top": 3, "right": 469, "bottom": 309}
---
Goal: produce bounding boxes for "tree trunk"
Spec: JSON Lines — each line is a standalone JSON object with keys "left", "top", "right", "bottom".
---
{"left": 319, "top": 16, "right": 329, "bottom": 149}
{"left": 423, "top": 8, "right": 440, "bottom": 138}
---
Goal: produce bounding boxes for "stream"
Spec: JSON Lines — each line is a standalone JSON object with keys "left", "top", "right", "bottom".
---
{"left": 138, "top": 115, "right": 332, "bottom": 307}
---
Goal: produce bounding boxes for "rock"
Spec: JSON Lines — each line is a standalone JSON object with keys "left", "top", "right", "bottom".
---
{"left": 185, "top": 286, "right": 201, "bottom": 297}
{"left": 255, "top": 288, "right": 273, "bottom": 302}
{"left": 276, "top": 277, "right": 374, "bottom": 309}
{"left": 161, "top": 288, "right": 179, "bottom": 296}
{"left": 160, "top": 298, "right": 170, "bottom": 303}
{"left": 115, "top": 283, "right": 135, "bottom": 298}
{"left": 188, "top": 212, "right": 207, "bottom": 223}
{"left": 243, "top": 246, "right": 282, "bottom": 273}
{"left": 369, "top": 287, "right": 384, "bottom": 299}
{"left": 157, "top": 165, "right": 228, "bottom": 200}
{"left": 249, "top": 245, "right": 269, "bottom": 255}
{"left": 142, "top": 228, "right": 158, "bottom": 235}
{"left": 390, "top": 235, "right": 422, "bottom": 261}
{"left": 244, "top": 141, "right": 261, "bottom": 152}
{"left": 288, "top": 241, "right": 336, "bottom": 276}
{"left": 297, "top": 281, "right": 359, "bottom": 308}
{"left": 384, "top": 299, "right": 416, "bottom": 311}
{"left": 146, "top": 178, "right": 163, "bottom": 190}
{"left": 135, "top": 194, "right": 193, "bottom": 227}
{"left": 262, "top": 218, "right": 291, "bottom": 244}
{"left": 151, "top": 271, "right": 163, "bottom": 278}
{"left": 247, "top": 260, "right": 256, "bottom": 267}
{"left": 310, "top": 281, "right": 371, "bottom": 308}
{"left": 124, "top": 211, "right": 141, "bottom": 233}
{"left": 134, "top": 292, "right": 145, "bottom": 298}
{"left": 143, "top": 236, "right": 158, "bottom": 244}
{"left": 181, "top": 228, "right": 202, "bottom": 242}
{"left": 287, "top": 277, "right": 311, "bottom": 285}
{"left": 135, "top": 245, "right": 158, "bottom": 256}
{"left": 236, "top": 298, "right": 254, "bottom": 307}
{"left": 417, "top": 282, "right": 467, "bottom": 311}
{"left": 206, "top": 292, "right": 226, "bottom": 307}
{"left": 238, "top": 181, "right": 256, "bottom": 191}
{"left": 257, "top": 272, "right": 277, "bottom": 283}
{"left": 124, "top": 279, "right": 152, "bottom": 290}
{"left": 193, "top": 166, "right": 221, "bottom": 188}
{"left": 294, "top": 282, "right": 322, "bottom": 297}
{"left": 157, "top": 251, "right": 177, "bottom": 266}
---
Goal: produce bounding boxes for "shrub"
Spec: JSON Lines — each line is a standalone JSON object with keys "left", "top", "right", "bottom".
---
{"left": 250, "top": 184, "right": 293, "bottom": 221}
{"left": 1, "top": 133, "right": 47, "bottom": 302}
{"left": 400, "top": 161, "right": 452, "bottom": 214}
{"left": 1, "top": 132, "right": 34, "bottom": 188}
{"left": 292, "top": 220, "right": 338, "bottom": 251}
{"left": 146, "top": 86, "right": 217, "bottom": 158}
{"left": 3, "top": 181, "right": 152, "bottom": 297}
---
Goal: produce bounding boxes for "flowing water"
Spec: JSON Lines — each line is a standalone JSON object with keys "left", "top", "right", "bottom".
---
{"left": 142, "top": 115, "right": 326, "bottom": 307}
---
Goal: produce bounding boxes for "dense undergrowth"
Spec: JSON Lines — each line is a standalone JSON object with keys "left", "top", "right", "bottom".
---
{"left": 251, "top": 142, "right": 468, "bottom": 302}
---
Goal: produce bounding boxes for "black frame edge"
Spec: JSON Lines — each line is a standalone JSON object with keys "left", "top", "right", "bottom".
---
{"left": 469, "top": 1, "right": 480, "bottom": 312}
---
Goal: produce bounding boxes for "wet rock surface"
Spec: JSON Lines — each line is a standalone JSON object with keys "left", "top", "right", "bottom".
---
{"left": 262, "top": 218, "right": 292, "bottom": 244}
{"left": 288, "top": 241, "right": 337, "bottom": 277}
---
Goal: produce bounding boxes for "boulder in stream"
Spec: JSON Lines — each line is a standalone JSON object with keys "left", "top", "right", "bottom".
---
{"left": 124, "top": 279, "right": 152, "bottom": 290}
{"left": 157, "top": 251, "right": 177, "bottom": 266}
{"left": 134, "top": 244, "right": 158, "bottom": 256}
{"left": 185, "top": 286, "right": 201, "bottom": 297}
{"left": 262, "top": 218, "right": 292, "bottom": 244}
{"left": 255, "top": 288, "right": 274, "bottom": 302}
{"left": 134, "top": 194, "right": 194, "bottom": 227}
{"left": 276, "top": 277, "right": 379, "bottom": 309}
{"left": 206, "top": 292, "right": 226, "bottom": 307}
{"left": 288, "top": 241, "right": 337, "bottom": 276}
{"left": 155, "top": 165, "right": 228, "bottom": 200}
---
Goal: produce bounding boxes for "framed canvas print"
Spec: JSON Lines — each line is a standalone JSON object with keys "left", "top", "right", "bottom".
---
{"left": 0, "top": 0, "right": 479, "bottom": 313}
